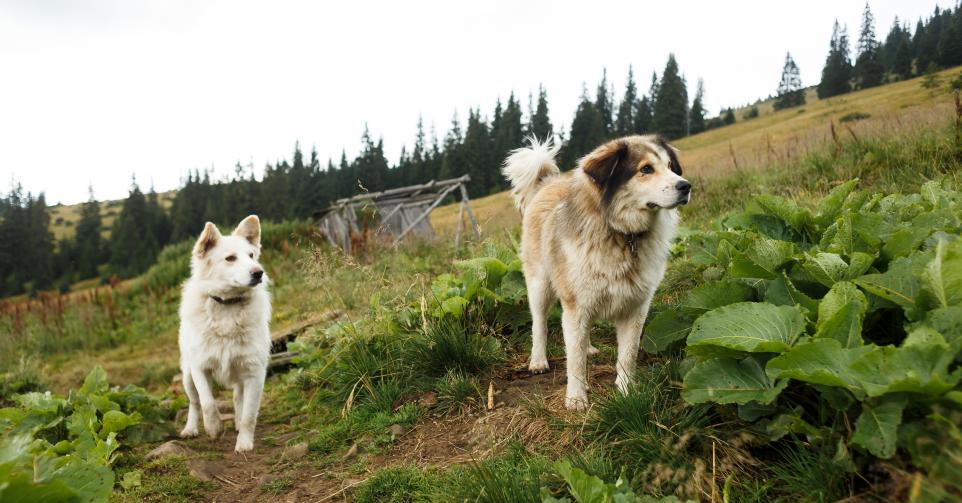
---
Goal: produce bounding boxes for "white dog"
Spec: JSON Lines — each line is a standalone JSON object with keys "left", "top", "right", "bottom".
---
{"left": 503, "top": 136, "right": 690, "bottom": 410}
{"left": 178, "top": 215, "right": 271, "bottom": 452}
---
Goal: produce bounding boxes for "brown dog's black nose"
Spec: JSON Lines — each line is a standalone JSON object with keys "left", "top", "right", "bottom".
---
{"left": 676, "top": 180, "right": 691, "bottom": 193}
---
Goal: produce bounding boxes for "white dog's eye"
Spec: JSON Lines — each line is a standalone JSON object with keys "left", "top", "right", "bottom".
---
{"left": 640, "top": 165, "right": 655, "bottom": 175}
{"left": 226, "top": 255, "right": 237, "bottom": 262}
{"left": 249, "top": 253, "right": 254, "bottom": 258}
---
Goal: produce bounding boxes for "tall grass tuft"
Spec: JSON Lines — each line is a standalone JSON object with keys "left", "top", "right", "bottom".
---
{"left": 412, "top": 315, "right": 505, "bottom": 378}
{"left": 767, "top": 440, "right": 850, "bottom": 502}
{"left": 587, "top": 360, "right": 714, "bottom": 498}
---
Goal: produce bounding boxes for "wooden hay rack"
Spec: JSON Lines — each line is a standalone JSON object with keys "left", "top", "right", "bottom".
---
{"left": 314, "top": 175, "right": 480, "bottom": 253}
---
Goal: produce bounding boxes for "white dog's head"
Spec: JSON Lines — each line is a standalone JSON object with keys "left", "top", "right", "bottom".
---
{"left": 190, "top": 215, "right": 266, "bottom": 297}
{"left": 580, "top": 135, "right": 691, "bottom": 234}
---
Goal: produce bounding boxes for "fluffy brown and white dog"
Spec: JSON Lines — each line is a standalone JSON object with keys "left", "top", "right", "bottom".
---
{"left": 503, "top": 135, "right": 690, "bottom": 410}
{"left": 178, "top": 215, "right": 271, "bottom": 452}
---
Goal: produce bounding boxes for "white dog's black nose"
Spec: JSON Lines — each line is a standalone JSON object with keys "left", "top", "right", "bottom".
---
{"left": 250, "top": 268, "right": 264, "bottom": 285}
{"left": 676, "top": 180, "right": 692, "bottom": 193}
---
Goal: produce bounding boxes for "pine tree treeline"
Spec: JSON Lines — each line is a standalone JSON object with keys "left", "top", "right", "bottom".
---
{"left": 819, "top": 2, "right": 962, "bottom": 98}
{"left": 0, "top": 52, "right": 720, "bottom": 296}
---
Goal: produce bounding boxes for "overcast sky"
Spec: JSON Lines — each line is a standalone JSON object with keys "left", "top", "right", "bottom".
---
{"left": 0, "top": 0, "right": 953, "bottom": 205}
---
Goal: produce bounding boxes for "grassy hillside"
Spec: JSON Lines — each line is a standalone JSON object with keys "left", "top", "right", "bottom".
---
{"left": 432, "top": 67, "right": 961, "bottom": 236}
{"left": 4, "top": 70, "right": 961, "bottom": 501}
{"left": 48, "top": 191, "right": 175, "bottom": 241}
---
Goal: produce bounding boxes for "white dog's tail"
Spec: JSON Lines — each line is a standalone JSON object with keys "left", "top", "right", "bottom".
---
{"left": 501, "top": 135, "right": 561, "bottom": 214}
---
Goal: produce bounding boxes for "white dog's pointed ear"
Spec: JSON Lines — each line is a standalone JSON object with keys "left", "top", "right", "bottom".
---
{"left": 233, "top": 215, "right": 261, "bottom": 245}
{"left": 193, "top": 222, "right": 221, "bottom": 257}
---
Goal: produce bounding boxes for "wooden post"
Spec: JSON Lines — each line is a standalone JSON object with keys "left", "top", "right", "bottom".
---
{"left": 458, "top": 184, "right": 481, "bottom": 239}
{"left": 393, "top": 183, "right": 462, "bottom": 244}
{"left": 454, "top": 200, "right": 466, "bottom": 248}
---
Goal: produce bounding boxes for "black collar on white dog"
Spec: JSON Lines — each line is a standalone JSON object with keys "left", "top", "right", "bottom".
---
{"left": 209, "top": 294, "right": 248, "bottom": 305}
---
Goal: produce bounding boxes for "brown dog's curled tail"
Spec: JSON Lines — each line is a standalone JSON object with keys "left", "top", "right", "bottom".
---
{"left": 502, "top": 136, "right": 561, "bottom": 214}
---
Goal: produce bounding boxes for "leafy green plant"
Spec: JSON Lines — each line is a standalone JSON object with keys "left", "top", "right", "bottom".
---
{"left": 653, "top": 180, "right": 962, "bottom": 493}
{"left": 542, "top": 460, "right": 694, "bottom": 503}
{"left": 0, "top": 367, "right": 177, "bottom": 502}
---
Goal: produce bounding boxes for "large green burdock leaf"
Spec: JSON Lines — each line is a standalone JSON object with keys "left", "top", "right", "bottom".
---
{"left": 923, "top": 239, "right": 962, "bottom": 309}
{"left": 679, "top": 281, "right": 754, "bottom": 316}
{"left": 814, "top": 281, "right": 867, "bottom": 348}
{"left": 766, "top": 339, "right": 874, "bottom": 398}
{"left": 815, "top": 179, "right": 859, "bottom": 229}
{"left": 682, "top": 356, "right": 787, "bottom": 405}
{"left": 854, "top": 256, "right": 920, "bottom": 311}
{"left": 801, "top": 252, "right": 849, "bottom": 287}
{"left": 754, "top": 194, "right": 814, "bottom": 236}
{"left": 687, "top": 302, "right": 805, "bottom": 353}
{"left": 917, "top": 306, "right": 962, "bottom": 350}
{"left": 764, "top": 273, "right": 818, "bottom": 318}
{"left": 745, "top": 236, "right": 796, "bottom": 273}
{"left": 851, "top": 396, "right": 907, "bottom": 459}
{"left": 768, "top": 330, "right": 961, "bottom": 399}
{"left": 641, "top": 310, "right": 692, "bottom": 354}
{"left": 847, "top": 328, "right": 961, "bottom": 397}
{"left": 79, "top": 367, "right": 109, "bottom": 395}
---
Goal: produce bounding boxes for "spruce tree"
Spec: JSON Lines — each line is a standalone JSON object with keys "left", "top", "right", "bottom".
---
{"left": 73, "top": 186, "right": 104, "bottom": 279}
{"left": 893, "top": 37, "right": 913, "bottom": 80}
{"left": 651, "top": 54, "right": 689, "bottom": 140}
{"left": 775, "top": 52, "right": 806, "bottom": 110}
{"left": 563, "top": 84, "right": 605, "bottom": 169}
{"left": 438, "top": 112, "right": 463, "bottom": 182}
{"left": 462, "top": 108, "right": 493, "bottom": 194}
{"left": 492, "top": 93, "right": 524, "bottom": 188}
{"left": 108, "top": 179, "right": 160, "bottom": 278}
{"left": 688, "top": 79, "right": 707, "bottom": 135}
{"left": 818, "top": 20, "right": 853, "bottom": 98}
{"left": 854, "top": 3, "right": 885, "bottom": 89}
{"left": 528, "top": 85, "right": 553, "bottom": 141}
{"left": 615, "top": 66, "right": 637, "bottom": 137}
{"left": 595, "top": 69, "right": 614, "bottom": 137}
{"left": 937, "top": 10, "right": 962, "bottom": 68}
{"left": 723, "top": 108, "right": 736, "bottom": 125}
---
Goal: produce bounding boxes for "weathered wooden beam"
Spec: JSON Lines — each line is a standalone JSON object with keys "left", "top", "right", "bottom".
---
{"left": 393, "top": 182, "right": 462, "bottom": 244}
{"left": 459, "top": 184, "right": 481, "bottom": 239}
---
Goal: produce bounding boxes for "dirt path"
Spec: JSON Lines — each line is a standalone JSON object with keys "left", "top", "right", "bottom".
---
{"left": 166, "top": 359, "right": 616, "bottom": 502}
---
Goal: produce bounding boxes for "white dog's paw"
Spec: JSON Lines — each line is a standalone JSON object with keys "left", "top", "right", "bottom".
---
{"left": 180, "top": 426, "right": 199, "bottom": 438}
{"left": 587, "top": 344, "right": 600, "bottom": 356}
{"left": 234, "top": 435, "right": 254, "bottom": 453}
{"left": 564, "top": 393, "right": 589, "bottom": 411}
{"left": 528, "top": 358, "right": 550, "bottom": 374}
{"left": 204, "top": 415, "right": 223, "bottom": 439}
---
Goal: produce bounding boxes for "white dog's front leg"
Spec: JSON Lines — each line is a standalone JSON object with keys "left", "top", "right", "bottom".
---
{"left": 232, "top": 382, "right": 244, "bottom": 433}
{"left": 189, "top": 368, "right": 222, "bottom": 439}
{"left": 561, "top": 307, "right": 590, "bottom": 410}
{"left": 180, "top": 370, "right": 201, "bottom": 438}
{"left": 235, "top": 371, "right": 265, "bottom": 452}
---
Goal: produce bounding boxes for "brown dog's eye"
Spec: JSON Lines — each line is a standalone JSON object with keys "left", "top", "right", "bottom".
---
{"left": 641, "top": 165, "right": 655, "bottom": 174}
{"left": 226, "top": 255, "right": 237, "bottom": 262}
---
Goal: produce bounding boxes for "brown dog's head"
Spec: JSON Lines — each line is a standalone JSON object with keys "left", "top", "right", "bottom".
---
{"left": 579, "top": 135, "right": 691, "bottom": 233}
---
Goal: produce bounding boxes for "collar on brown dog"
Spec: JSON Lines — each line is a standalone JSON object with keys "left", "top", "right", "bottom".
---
{"left": 622, "top": 231, "right": 646, "bottom": 255}
{"left": 209, "top": 294, "right": 248, "bottom": 305}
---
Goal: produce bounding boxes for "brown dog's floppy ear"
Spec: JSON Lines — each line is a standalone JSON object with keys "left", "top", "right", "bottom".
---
{"left": 233, "top": 215, "right": 261, "bottom": 246}
{"left": 581, "top": 139, "right": 629, "bottom": 187}
{"left": 193, "top": 222, "right": 221, "bottom": 257}
{"left": 655, "top": 136, "right": 683, "bottom": 175}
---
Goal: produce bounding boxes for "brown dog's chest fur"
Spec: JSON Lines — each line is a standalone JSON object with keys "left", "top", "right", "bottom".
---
{"left": 524, "top": 174, "right": 674, "bottom": 321}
